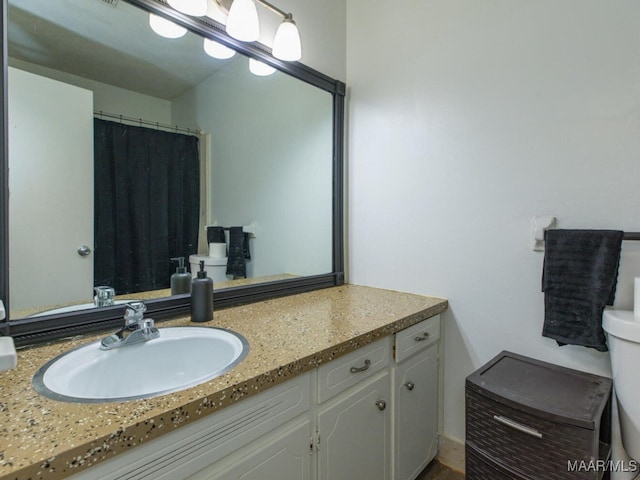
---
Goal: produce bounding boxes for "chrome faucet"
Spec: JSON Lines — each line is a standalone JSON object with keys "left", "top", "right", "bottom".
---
{"left": 100, "top": 302, "right": 159, "bottom": 350}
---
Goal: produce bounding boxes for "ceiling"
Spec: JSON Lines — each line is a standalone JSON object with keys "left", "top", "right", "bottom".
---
{"left": 7, "top": 0, "right": 235, "bottom": 100}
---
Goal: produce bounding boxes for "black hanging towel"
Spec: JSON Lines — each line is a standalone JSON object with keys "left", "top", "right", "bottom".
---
{"left": 207, "top": 226, "right": 226, "bottom": 244}
{"left": 541, "top": 229, "right": 624, "bottom": 351}
{"left": 226, "top": 227, "right": 250, "bottom": 278}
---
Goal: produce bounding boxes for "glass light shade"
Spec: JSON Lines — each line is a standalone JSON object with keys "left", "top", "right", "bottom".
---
{"left": 226, "top": 0, "right": 260, "bottom": 42}
{"left": 272, "top": 17, "right": 302, "bottom": 61}
{"left": 249, "top": 58, "right": 276, "bottom": 76}
{"left": 168, "top": 0, "right": 208, "bottom": 16}
{"left": 206, "top": 0, "right": 229, "bottom": 24}
{"left": 149, "top": 14, "right": 188, "bottom": 39}
{"left": 203, "top": 38, "right": 236, "bottom": 59}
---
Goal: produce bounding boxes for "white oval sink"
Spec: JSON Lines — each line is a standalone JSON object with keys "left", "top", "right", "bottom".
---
{"left": 32, "top": 327, "right": 249, "bottom": 403}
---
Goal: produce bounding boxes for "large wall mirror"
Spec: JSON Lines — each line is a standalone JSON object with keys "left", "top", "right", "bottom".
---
{"left": 0, "top": 0, "right": 345, "bottom": 344}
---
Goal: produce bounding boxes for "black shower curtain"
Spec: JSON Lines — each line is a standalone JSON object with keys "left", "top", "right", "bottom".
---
{"left": 93, "top": 119, "right": 200, "bottom": 294}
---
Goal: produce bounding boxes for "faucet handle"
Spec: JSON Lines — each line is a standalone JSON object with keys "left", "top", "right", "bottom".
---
{"left": 94, "top": 286, "right": 115, "bottom": 307}
{"left": 124, "top": 302, "right": 146, "bottom": 325}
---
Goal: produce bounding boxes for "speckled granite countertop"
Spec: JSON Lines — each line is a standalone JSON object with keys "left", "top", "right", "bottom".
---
{"left": 0, "top": 284, "right": 447, "bottom": 480}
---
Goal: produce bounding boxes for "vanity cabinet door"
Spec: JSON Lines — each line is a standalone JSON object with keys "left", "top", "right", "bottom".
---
{"left": 393, "top": 344, "right": 438, "bottom": 480}
{"left": 196, "top": 419, "right": 312, "bottom": 480}
{"left": 316, "top": 371, "right": 391, "bottom": 480}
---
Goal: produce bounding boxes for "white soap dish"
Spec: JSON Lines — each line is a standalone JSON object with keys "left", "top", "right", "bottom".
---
{"left": 0, "top": 337, "right": 17, "bottom": 371}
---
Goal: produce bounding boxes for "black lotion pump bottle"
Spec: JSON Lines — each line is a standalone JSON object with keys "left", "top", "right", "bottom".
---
{"left": 170, "top": 257, "right": 192, "bottom": 295}
{"left": 191, "top": 260, "right": 213, "bottom": 323}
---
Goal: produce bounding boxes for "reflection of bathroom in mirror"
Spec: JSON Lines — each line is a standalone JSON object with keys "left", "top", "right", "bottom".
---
{"left": 7, "top": 0, "right": 333, "bottom": 318}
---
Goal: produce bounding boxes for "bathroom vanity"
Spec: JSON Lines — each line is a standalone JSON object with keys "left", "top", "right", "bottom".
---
{"left": 0, "top": 285, "right": 447, "bottom": 480}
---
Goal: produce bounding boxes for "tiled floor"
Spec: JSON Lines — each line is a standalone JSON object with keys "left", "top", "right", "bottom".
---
{"left": 417, "top": 460, "right": 465, "bottom": 480}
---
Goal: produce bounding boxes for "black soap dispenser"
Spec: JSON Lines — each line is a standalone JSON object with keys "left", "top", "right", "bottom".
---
{"left": 191, "top": 260, "right": 213, "bottom": 323}
{"left": 170, "top": 257, "right": 192, "bottom": 295}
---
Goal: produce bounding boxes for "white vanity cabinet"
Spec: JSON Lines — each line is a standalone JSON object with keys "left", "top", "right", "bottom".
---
{"left": 317, "top": 372, "right": 391, "bottom": 480}
{"left": 67, "top": 316, "right": 440, "bottom": 480}
{"left": 392, "top": 316, "right": 440, "bottom": 480}
{"left": 212, "top": 338, "right": 394, "bottom": 480}
{"left": 197, "top": 419, "right": 313, "bottom": 480}
{"left": 68, "top": 373, "right": 312, "bottom": 480}
{"left": 316, "top": 339, "right": 392, "bottom": 480}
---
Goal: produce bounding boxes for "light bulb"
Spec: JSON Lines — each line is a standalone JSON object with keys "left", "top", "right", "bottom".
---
{"left": 149, "top": 13, "right": 188, "bottom": 39}
{"left": 272, "top": 15, "right": 301, "bottom": 61}
{"left": 226, "top": 0, "right": 260, "bottom": 42}
{"left": 203, "top": 38, "right": 236, "bottom": 59}
{"left": 249, "top": 58, "right": 276, "bottom": 76}
{"left": 168, "top": 0, "right": 208, "bottom": 17}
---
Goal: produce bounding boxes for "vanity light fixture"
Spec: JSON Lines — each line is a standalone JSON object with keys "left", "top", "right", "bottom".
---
{"left": 149, "top": 13, "right": 188, "bottom": 38}
{"left": 168, "top": 0, "right": 208, "bottom": 17}
{"left": 203, "top": 38, "right": 236, "bottom": 59}
{"left": 248, "top": 58, "right": 276, "bottom": 76}
{"left": 272, "top": 13, "right": 301, "bottom": 61}
{"left": 226, "top": 0, "right": 260, "bottom": 42}
{"left": 149, "top": 0, "right": 302, "bottom": 73}
{"left": 216, "top": 0, "right": 302, "bottom": 61}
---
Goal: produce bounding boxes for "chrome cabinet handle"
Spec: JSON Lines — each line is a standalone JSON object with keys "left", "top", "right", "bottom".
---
{"left": 77, "top": 245, "right": 92, "bottom": 257}
{"left": 404, "top": 381, "right": 415, "bottom": 391}
{"left": 414, "top": 333, "right": 430, "bottom": 342}
{"left": 375, "top": 400, "right": 387, "bottom": 411}
{"left": 350, "top": 359, "right": 371, "bottom": 373}
{"left": 493, "top": 415, "right": 542, "bottom": 439}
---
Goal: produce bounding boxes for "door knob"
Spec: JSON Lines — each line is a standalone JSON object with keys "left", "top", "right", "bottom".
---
{"left": 77, "top": 245, "right": 92, "bottom": 257}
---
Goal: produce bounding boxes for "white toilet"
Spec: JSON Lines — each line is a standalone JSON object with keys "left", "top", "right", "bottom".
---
{"left": 602, "top": 309, "right": 640, "bottom": 468}
{"left": 189, "top": 254, "right": 230, "bottom": 283}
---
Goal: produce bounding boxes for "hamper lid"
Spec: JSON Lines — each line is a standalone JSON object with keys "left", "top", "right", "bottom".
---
{"left": 466, "top": 350, "right": 612, "bottom": 429}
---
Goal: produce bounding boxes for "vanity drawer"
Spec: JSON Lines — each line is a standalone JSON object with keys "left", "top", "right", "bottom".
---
{"left": 466, "top": 446, "right": 522, "bottom": 480}
{"left": 317, "top": 337, "right": 391, "bottom": 403}
{"left": 394, "top": 315, "right": 440, "bottom": 363}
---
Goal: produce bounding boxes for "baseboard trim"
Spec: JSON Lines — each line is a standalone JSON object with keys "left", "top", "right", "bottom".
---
{"left": 437, "top": 434, "right": 465, "bottom": 473}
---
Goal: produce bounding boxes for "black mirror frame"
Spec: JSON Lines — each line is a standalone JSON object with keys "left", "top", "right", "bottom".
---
{"left": 0, "top": 0, "right": 345, "bottom": 346}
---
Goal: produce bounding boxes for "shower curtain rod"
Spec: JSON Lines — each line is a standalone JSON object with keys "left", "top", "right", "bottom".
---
{"left": 623, "top": 232, "right": 640, "bottom": 240}
{"left": 93, "top": 110, "right": 201, "bottom": 136}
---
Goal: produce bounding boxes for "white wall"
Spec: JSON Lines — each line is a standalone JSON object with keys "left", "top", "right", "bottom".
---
{"left": 172, "top": 58, "right": 334, "bottom": 278}
{"left": 346, "top": 0, "right": 640, "bottom": 443}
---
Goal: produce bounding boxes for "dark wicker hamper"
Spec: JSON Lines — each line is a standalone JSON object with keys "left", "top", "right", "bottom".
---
{"left": 465, "top": 351, "right": 612, "bottom": 480}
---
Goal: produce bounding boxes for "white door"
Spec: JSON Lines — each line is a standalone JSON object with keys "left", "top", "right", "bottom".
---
{"left": 317, "top": 372, "right": 391, "bottom": 480}
{"left": 201, "top": 420, "right": 312, "bottom": 480}
{"left": 8, "top": 67, "right": 94, "bottom": 312}
{"left": 394, "top": 345, "right": 439, "bottom": 480}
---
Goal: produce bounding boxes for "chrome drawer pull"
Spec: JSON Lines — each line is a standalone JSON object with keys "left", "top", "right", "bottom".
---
{"left": 405, "top": 381, "right": 415, "bottom": 391}
{"left": 350, "top": 359, "right": 371, "bottom": 373}
{"left": 493, "top": 415, "right": 543, "bottom": 439}
{"left": 415, "top": 333, "right": 430, "bottom": 342}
